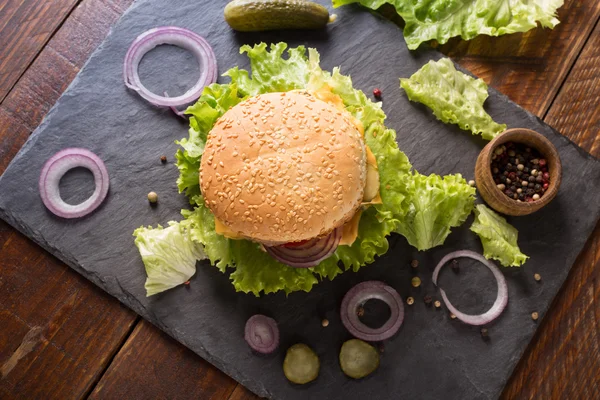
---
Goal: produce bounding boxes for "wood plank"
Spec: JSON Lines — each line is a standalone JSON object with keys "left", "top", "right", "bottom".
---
{"left": 0, "top": 221, "right": 138, "bottom": 399}
{"left": 440, "top": 0, "right": 600, "bottom": 117}
{"left": 502, "top": 20, "right": 600, "bottom": 400}
{"left": 0, "top": 0, "right": 138, "bottom": 399}
{"left": 0, "top": 0, "right": 79, "bottom": 103}
{"left": 545, "top": 19, "right": 600, "bottom": 158}
{"left": 228, "top": 384, "right": 261, "bottom": 400}
{"left": 89, "top": 320, "right": 238, "bottom": 400}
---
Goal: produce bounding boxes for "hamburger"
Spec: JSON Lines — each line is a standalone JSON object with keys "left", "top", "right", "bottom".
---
{"left": 199, "top": 90, "right": 380, "bottom": 267}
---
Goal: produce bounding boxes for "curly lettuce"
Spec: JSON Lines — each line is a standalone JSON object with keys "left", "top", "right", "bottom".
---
{"left": 395, "top": 172, "right": 476, "bottom": 251}
{"left": 470, "top": 204, "right": 528, "bottom": 267}
{"left": 332, "top": 0, "right": 563, "bottom": 50}
{"left": 400, "top": 58, "right": 506, "bottom": 140}
{"left": 133, "top": 222, "right": 206, "bottom": 296}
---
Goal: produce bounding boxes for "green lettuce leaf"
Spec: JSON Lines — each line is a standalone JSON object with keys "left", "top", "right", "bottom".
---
{"left": 133, "top": 222, "right": 206, "bottom": 296}
{"left": 395, "top": 172, "right": 476, "bottom": 251}
{"left": 332, "top": 0, "right": 563, "bottom": 50}
{"left": 470, "top": 204, "right": 528, "bottom": 267}
{"left": 225, "top": 42, "right": 311, "bottom": 96}
{"left": 400, "top": 58, "right": 506, "bottom": 140}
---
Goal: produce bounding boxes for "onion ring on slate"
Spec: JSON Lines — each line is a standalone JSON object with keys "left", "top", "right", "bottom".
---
{"left": 124, "top": 27, "right": 217, "bottom": 109}
{"left": 341, "top": 281, "right": 404, "bottom": 341}
{"left": 39, "top": 148, "right": 109, "bottom": 219}
{"left": 432, "top": 250, "right": 508, "bottom": 326}
{"left": 244, "top": 314, "right": 279, "bottom": 354}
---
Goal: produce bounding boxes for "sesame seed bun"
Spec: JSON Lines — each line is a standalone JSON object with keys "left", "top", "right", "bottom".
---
{"left": 200, "top": 91, "right": 366, "bottom": 245}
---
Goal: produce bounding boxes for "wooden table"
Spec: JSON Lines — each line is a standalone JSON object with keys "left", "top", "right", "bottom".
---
{"left": 0, "top": 1, "right": 598, "bottom": 399}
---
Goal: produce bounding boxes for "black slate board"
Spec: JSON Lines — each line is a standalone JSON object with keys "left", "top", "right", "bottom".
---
{"left": 1, "top": 1, "right": 599, "bottom": 399}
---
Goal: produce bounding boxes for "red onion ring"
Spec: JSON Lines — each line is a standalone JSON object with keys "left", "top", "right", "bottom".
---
{"left": 265, "top": 228, "right": 342, "bottom": 268}
{"left": 432, "top": 250, "right": 508, "bottom": 326}
{"left": 341, "top": 281, "right": 404, "bottom": 342}
{"left": 124, "top": 27, "right": 217, "bottom": 108}
{"left": 39, "top": 148, "right": 109, "bottom": 219}
{"left": 244, "top": 314, "right": 279, "bottom": 354}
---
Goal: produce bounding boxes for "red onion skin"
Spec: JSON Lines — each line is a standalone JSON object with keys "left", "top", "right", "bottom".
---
{"left": 244, "top": 314, "right": 279, "bottom": 354}
{"left": 432, "top": 250, "right": 508, "bottom": 326}
{"left": 340, "top": 281, "right": 404, "bottom": 342}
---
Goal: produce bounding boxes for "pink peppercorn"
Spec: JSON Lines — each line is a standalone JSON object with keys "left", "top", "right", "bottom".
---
{"left": 373, "top": 88, "right": 382, "bottom": 98}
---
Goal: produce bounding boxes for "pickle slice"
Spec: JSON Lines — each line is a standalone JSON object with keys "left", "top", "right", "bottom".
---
{"left": 339, "top": 339, "right": 380, "bottom": 379}
{"left": 283, "top": 344, "right": 320, "bottom": 384}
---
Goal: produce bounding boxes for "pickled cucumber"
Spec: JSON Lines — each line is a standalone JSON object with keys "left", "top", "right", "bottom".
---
{"left": 224, "top": 0, "right": 330, "bottom": 32}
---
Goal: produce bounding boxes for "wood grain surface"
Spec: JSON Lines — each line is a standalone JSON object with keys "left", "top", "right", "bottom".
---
{"left": 0, "top": 0, "right": 599, "bottom": 399}
{"left": 0, "top": 0, "right": 79, "bottom": 103}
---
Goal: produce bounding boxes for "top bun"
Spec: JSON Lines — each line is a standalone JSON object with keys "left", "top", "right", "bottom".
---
{"left": 200, "top": 91, "right": 366, "bottom": 245}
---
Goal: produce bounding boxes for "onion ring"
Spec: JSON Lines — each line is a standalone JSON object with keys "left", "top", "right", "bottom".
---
{"left": 124, "top": 27, "right": 217, "bottom": 108}
{"left": 39, "top": 148, "right": 109, "bottom": 218}
{"left": 265, "top": 228, "right": 342, "bottom": 268}
{"left": 341, "top": 281, "right": 404, "bottom": 341}
{"left": 432, "top": 250, "right": 508, "bottom": 326}
{"left": 244, "top": 314, "right": 279, "bottom": 354}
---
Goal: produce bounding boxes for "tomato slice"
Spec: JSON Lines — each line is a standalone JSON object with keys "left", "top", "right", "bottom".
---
{"left": 283, "top": 239, "right": 311, "bottom": 248}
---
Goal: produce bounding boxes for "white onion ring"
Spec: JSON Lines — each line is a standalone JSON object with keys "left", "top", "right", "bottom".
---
{"left": 39, "top": 148, "right": 109, "bottom": 219}
{"left": 124, "top": 27, "right": 217, "bottom": 108}
{"left": 432, "top": 250, "right": 508, "bottom": 326}
{"left": 244, "top": 314, "right": 280, "bottom": 354}
{"left": 341, "top": 281, "right": 404, "bottom": 341}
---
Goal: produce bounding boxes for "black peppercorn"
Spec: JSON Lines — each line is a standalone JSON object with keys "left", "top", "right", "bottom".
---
{"left": 534, "top": 184, "right": 541, "bottom": 190}
{"left": 451, "top": 259, "right": 459, "bottom": 272}
{"left": 424, "top": 295, "right": 432, "bottom": 306}
{"left": 528, "top": 176, "right": 536, "bottom": 183}
{"left": 480, "top": 328, "right": 489, "bottom": 338}
{"left": 528, "top": 182, "right": 535, "bottom": 188}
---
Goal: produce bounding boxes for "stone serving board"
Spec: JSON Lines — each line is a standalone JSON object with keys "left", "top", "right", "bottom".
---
{"left": 1, "top": 1, "right": 599, "bottom": 399}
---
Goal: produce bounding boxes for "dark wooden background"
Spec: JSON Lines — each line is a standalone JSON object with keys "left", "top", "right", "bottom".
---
{"left": 0, "top": 1, "right": 598, "bottom": 399}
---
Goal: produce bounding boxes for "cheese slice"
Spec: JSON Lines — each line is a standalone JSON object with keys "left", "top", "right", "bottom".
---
{"left": 339, "top": 209, "right": 362, "bottom": 246}
{"left": 214, "top": 218, "right": 243, "bottom": 239}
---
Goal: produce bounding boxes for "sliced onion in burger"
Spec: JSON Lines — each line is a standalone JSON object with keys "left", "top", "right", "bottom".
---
{"left": 265, "top": 228, "right": 342, "bottom": 268}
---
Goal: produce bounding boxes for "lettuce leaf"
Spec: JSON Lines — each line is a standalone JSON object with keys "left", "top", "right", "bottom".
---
{"left": 470, "top": 204, "right": 528, "bottom": 267}
{"left": 395, "top": 172, "right": 476, "bottom": 251}
{"left": 332, "top": 0, "right": 563, "bottom": 50}
{"left": 133, "top": 222, "right": 206, "bottom": 296}
{"left": 400, "top": 58, "right": 506, "bottom": 141}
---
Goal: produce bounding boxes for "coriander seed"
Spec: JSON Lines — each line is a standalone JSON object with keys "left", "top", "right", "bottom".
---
{"left": 410, "top": 259, "right": 419, "bottom": 268}
{"left": 411, "top": 276, "right": 421, "bottom": 288}
{"left": 534, "top": 273, "right": 541, "bottom": 282}
{"left": 434, "top": 300, "right": 441, "bottom": 309}
{"left": 531, "top": 312, "right": 539, "bottom": 321}
{"left": 147, "top": 191, "right": 158, "bottom": 203}
{"left": 322, "top": 319, "right": 329, "bottom": 327}
{"left": 407, "top": 297, "right": 415, "bottom": 305}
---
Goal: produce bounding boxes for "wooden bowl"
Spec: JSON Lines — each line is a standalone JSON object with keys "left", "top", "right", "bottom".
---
{"left": 475, "top": 128, "right": 562, "bottom": 216}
